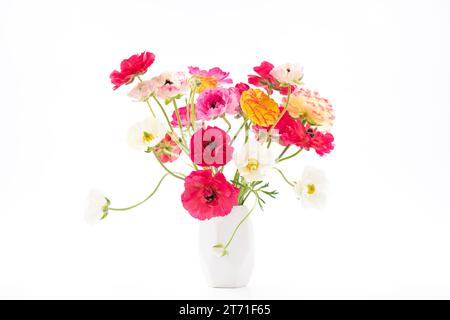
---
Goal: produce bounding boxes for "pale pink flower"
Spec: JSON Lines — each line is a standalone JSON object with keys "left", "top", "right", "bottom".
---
{"left": 270, "top": 63, "right": 304, "bottom": 85}
{"left": 151, "top": 72, "right": 188, "bottom": 100}
{"left": 188, "top": 66, "right": 232, "bottom": 92}
{"left": 127, "top": 80, "right": 156, "bottom": 101}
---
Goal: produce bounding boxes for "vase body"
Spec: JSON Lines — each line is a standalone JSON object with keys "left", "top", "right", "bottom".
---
{"left": 198, "top": 205, "right": 254, "bottom": 288}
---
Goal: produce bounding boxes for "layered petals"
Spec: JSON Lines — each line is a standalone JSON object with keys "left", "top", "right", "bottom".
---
{"left": 181, "top": 170, "right": 240, "bottom": 220}
{"left": 110, "top": 51, "right": 155, "bottom": 90}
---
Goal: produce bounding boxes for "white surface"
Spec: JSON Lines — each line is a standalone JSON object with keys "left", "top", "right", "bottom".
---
{"left": 1, "top": 0, "right": 450, "bottom": 299}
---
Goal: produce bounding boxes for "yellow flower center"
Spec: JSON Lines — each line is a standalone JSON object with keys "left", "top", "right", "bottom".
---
{"left": 142, "top": 131, "right": 155, "bottom": 143}
{"left": 307, "top": 184, "right": 316, "bottom": 195}
{"left": 246, "top": 158, "right": 259, "bottom": 172}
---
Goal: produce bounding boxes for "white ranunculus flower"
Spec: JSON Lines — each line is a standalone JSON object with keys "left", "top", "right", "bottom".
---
{"left": 235, "top": 140, "right": 274, "bottom": 182}
{"left": 85, "top": 189, "right": 109, "bottom": 225}
{"left": 127, "top": 117, "right": 167, "bottom": 151}
{"left": 270, "top": 63, "right": 304, "bottom": 85}
{"left": 294, "top": 166, "right": 328, "bottom": 209}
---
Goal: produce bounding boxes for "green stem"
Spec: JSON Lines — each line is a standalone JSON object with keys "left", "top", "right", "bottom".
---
{"left": 230, "top": 119, "right": 246, "bottom": 145}
{"left": 276, "top": 148, "right": 303, "bottom": 163}
{"left": 222, "top": 116, "right": 232, "bottom": 133}
{"left": 136, "top": 76, "right": 156, "bottom": 117}
{"left": 109, "top": 174, "right": 169, "bottom": 211}
{"left": 274, "top": 168, "right": 295, "bottom": 187}
{"left": 145, "top": 100, "right": 156, "bottom": 117}
{"left": 189, "top": 87, "right": 197, "bottom": 131}
{"left": 173, "top": 100, "right": 187, "bottom": 146}
{"left": 154, "top": 152, "right": 185, "bottom": 180}
{"left": 277, "top": 145, "right": 291, "bottom": 160}
{"left": 153, "top": 96, "right": 175, "bottom": 134}
{"left": 244, "top": 120, "right": 250, "bottom": 143}
{"left": 223, "top": 198, "right": 258, "bottom": 252}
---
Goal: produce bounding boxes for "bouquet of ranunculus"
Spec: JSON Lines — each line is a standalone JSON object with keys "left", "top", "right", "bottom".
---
{"left": 87, "top": 51, "right": 335, "bottom": 258}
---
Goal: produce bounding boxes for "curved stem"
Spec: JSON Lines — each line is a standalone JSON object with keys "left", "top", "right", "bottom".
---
{"left": 274, "top": 168, "right": 295, "bottom": 187}
{"left": 223, "top": 198, "right": 258, "bottom": 252}
{"left": 153, "top": 96, "right": 175, "bottom": 134}
{"left": 109, "top": 174, "right": 169, "bottom": 211}
{"left": 222, "top": 116, "right": 232, "bottom": 133}
{"left": 154, "top": 152, "right": 185, "bottom": 180}
{"left": 277, "top": 145, "right": 291, "bottom": 160}
{"left": 276, "top": 148, "right": 303, "bottom": 163}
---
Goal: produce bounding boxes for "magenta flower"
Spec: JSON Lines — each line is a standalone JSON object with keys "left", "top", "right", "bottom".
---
{"left": 196, "top": 88, "right": 231, "bottom": 121}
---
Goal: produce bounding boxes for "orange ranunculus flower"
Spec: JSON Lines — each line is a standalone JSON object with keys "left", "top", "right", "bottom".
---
{"left": 240, "top": 88, "right": 280, "bottom": 126}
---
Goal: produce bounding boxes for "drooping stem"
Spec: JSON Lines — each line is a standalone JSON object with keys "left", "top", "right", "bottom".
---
{"left": 274, "top": 168, "right": 295, "bottom": 187}
{"left": 276, "top": 148, "right": 303, "bottom": 163}
{"left": 109, "top": 174, "right": 169, "bottom": 211}
{"left": 153, "top": 152, "right": 185, "bottom": 180}
{"left": 222, "top": 116, "right": 232, "bottom": 133}
{"left": 223, "top": 198, "right": 258, "bottom": 252}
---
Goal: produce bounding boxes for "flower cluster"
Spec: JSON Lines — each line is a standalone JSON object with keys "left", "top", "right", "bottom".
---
{"left": 88, "top": 51, "right": 336, "bottom": 256}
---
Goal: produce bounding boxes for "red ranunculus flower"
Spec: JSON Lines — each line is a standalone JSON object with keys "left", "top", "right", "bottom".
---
{"left": 253, "top": 108, "right": 334, "bottom": 156}
{"left": 181, "top": 169, "right": 239, "bottom": 220}
{"left": 190, "top": 126, "right": 234, "bottom": 167}
{"left": 153, "top": 134, "right": 182, "bottom": 163}
{"left": 110, "top": 51, "right": 155, "bottom": 90}
{"left": 248, "top": 61, "right": 295, "bottom": 95}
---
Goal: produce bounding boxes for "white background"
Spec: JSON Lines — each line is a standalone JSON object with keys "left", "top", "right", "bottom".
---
{"left": 1, "top": 0, "right": 450, "bottom": 299}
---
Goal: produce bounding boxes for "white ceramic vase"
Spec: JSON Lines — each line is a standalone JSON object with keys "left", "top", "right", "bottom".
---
{"left": 198, "top": 205, "right": 255, "bottom": 288}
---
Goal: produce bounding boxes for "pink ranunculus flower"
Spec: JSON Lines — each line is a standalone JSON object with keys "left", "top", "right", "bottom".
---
{"left": 226, "top": 82, "right": 250, "bottom": 115}
{"left": 153, "top": 133, "right": 182, "bottom": 163}
{"left": 190, "top": 126, "right": 234, "bottom": 168}
{"left": 253, "top": 107, "right": 334, "bottom": 156}
{"left": 170, "top": 106, "right": 201, "bottom": 128}
{"left": 188, "top": 66, "right": 233, "bottom": 92}
{"left": 151, "top": 71, "right": 188, "bottom": 100}
{"left": 195, "top": 88, "right": 231, "bottom": 121}
{"left": 110, "top": 51, "right": 155, "bottom": 90}
{"left": 181, "top": 169, "right": 240, "bottom": 220}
